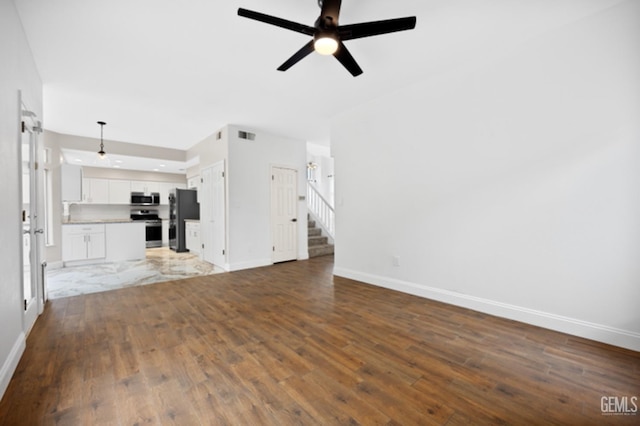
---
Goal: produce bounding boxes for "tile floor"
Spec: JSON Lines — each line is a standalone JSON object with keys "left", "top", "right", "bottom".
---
{"left": 46, "top": 247, "right": 224, "bottom": 299}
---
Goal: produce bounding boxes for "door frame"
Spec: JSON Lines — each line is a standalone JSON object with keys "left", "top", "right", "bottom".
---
{"left": 19, "top": 93, "right": 45, "bottom": 335}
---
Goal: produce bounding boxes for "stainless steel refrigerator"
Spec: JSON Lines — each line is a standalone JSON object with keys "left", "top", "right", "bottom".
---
{"left": 168, "top": 188, "right": 199, "bottom": 252}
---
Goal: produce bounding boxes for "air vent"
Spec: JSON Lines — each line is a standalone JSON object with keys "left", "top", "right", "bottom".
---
{"left": 238, "top": 130, "right": 256, "bottom": 141}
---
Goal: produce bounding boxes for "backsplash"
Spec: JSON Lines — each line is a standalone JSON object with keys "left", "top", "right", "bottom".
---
{"left": 67, "top": 204, "right": 170, "bottom": 221}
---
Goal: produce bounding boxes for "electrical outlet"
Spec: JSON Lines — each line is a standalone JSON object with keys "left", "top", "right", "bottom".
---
{"left": 392, "top": 256, "right": 400, "bottom": 267}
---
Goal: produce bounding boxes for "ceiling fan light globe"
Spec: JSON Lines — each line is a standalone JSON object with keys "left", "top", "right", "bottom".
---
{"left": 314, "top": 36, "right": 338, "bottom": 55}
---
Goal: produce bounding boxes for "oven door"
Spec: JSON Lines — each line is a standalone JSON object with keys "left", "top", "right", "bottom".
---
{"left": 145, "top": 220, "right": 163, "bottom": 248}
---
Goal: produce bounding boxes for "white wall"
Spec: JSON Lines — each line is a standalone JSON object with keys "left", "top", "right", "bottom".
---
{"left": 333, "top": 0, "right": 640, "bottom": 351}
{"left": 227, "top": 125, "right": 307, "bottom": 270}
{"left": 0, "top": 0, "right": 43, "bottom": 399}
{"left": 307, "top": 142, "right": 335, "bottom": 207}
{"left": 188, "top": 125, "right": 307, "bottom": 271}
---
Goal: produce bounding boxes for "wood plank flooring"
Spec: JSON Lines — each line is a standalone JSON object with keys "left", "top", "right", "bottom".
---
{"left": 1, "top": 255, "right": 638, "bottom": 425}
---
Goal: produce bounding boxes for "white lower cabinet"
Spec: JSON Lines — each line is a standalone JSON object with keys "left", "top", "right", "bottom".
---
{"left": 62, "top": 224, "right": 106, "bottom": 262}
{"left": 185, "top": 221, "right": 201, "bottom": 256}
{"left": 105, "top": 222, "right": 145, "bottom": 261}
{"left": 63, "top": 222, "right": 146, "bottom": 264}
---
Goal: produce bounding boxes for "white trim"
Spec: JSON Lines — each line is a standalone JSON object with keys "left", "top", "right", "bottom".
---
{"left": 228, "top": 259, "right": 272, "bottom": 272}
{"left": 0, "top": 332, "right": 25, "bottom": 400}
{"left": 334, "top": 267, "right": 640, "bottom": 352}
{"left": 46, "top": 260, "right": 64, "bottom": 271}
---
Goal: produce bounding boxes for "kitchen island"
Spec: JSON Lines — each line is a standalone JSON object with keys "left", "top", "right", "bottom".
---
{"left": 62, "top": 220, "right": 146, "bottom": 266}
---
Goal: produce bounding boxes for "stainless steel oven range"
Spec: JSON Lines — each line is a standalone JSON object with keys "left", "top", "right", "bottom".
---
{"left": 130, "top": 210, "right": 162, "bottom": 248}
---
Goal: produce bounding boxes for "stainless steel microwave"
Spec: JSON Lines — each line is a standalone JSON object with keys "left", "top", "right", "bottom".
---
{"left": 130, "top": 192, "right": 160, "bottom": 206}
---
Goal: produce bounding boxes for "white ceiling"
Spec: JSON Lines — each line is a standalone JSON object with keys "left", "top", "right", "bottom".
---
{"left": 14, "top": 0, "right": 625, "bottom": 151}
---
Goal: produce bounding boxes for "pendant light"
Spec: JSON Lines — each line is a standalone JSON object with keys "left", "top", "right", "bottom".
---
{"left": 97, "top": 121, "right": 107, "bottom": 159}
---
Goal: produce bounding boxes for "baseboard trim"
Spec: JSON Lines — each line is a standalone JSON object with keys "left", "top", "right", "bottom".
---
{"left": 46, "top": 260, "right": 64, "bottom": 271}
{"left": 0, "top": 332, "right": 25, "bottom": 401}
{"left": 334, "top": 267, "right": 640, "bottom": 352}
{"left": 228, "top": 259, "right": 272, "bottom": 272}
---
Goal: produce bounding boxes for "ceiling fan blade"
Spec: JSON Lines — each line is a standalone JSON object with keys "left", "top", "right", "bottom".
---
{"left": 320, "top": 0, "right": 342, "bottom": 26}
{"left": 339, "top": 16, "right": 417, "bottom": 41}
{"left": 277, "top": 40, "right": 316, "bottom": 72}
{"left": 238, "top": 8, "right": 315, "bottom": 36}
{"left": 333, "top": 42, "right": 363, "bottom": 77}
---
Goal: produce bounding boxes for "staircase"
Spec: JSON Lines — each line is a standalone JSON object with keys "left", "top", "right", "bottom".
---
{"left": 308, "top": 216, "right": 334, "bottom": 258}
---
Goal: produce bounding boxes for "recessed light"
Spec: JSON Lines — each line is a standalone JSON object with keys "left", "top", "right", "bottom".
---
{"left": 159, "top": 164, "right": 166, "bottom": 167}
{"left": 114, "top": 159, "right": 123, "bottom": 164}
{"left": 75, "top": 158, "right": 82, "bottom": 162}
{"left": 113, "top": 165, "right": 120, "bottom": 168}
{"left": 153, "top": 168, "right": 159, "bottom": 172}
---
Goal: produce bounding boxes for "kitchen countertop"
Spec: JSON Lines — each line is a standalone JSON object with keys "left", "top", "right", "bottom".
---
{"left": 62, "top": 219, "right": 135, "bottom": 225}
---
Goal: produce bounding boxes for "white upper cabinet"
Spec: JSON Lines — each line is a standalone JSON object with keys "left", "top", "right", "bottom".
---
{"left": 187, "top": 175, "right": 201, "bottom": 202}
{"left": 61, "top": 164, "right": 83, "bottom": 201}
{"left": 63, "top": 166, "right": 186, "bottom": 205}
{"left": 131, "top": 180, "right": 160, "bottom": 194}
{"left": 82, "top": 178, "right": 109, "bottom": 204}
{"left": 158, "top": 182, "right": 187, "bottom": 205}
{"left": 158, "top": 183, "right": 173, "bottom": 205}
{"left": 108, "top": 180, "right": 131, "bottom": 204}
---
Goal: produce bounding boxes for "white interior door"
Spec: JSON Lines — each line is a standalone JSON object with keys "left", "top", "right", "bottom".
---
{"left": 21, "top": 101, "right": 44, "bottom": 335}
{"left": 271, "top": 166, "right": 298, "bottom": 263}
{"left": 211, "top": 161, "right": 226, "bottom": 268}
{"left": 201, "top": 161, "right": 226, "bottom": 268}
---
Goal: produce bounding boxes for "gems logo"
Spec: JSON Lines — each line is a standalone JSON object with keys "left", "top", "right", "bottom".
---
{"left": 601, "top": 396, "right": 638, "bottom": 416}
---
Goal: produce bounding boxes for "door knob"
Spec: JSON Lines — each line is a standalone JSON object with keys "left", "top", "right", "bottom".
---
{"left": 291, "top": 218, "right": 297, "bottom": 222}
{"left": 35, "top": 228, "right": 44, "bottom": 234}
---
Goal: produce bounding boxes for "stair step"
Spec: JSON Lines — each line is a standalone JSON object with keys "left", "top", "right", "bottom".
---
{"left": 308, "top": 244, "right": 334, "bottom": 258}
{"left": 308, "top": 235, "right": 328, "bottom": 246}
{"left": 308, "top": 220, "right": 316, "bottom": 228}
{"left": 308, "top": 227, "right": 321, "bottom": 237}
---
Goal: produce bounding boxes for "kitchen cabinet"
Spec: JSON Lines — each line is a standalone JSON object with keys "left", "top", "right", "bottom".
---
{"left": 108, "top": 180, "right": 131, "bottom": 204}
{"left": 131, "top": 180, "right": 160, "bottom": 194}
{"left": 187, "top": 176, "right": 200, "bottom": 202}
{"left": 187, "top": 176, "right": 199, "bottom": 190}
{"left": 158, "top": 183, "right": 174, "bottom": 206}
{"left": 105, "top": 222, "right": 145, "bottom": 261}
{"left": 62, "top": 224, "right": 106, "bottom": 263}
{"left": 162, "top": 219, "right": 169, "bottom": 246}
{"left": 158, "top": 182, "right": 187, "bottom": 205}
{"left": 61, "top": 164, "right": 82, "bottom": 201}
{"left": 81, "top": 178, "right": 109, "bottom": 204}
{"left": 185, "top": 220, "right": 201, "bottom": 256}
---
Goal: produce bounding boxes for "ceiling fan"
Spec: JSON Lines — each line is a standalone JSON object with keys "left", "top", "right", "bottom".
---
{"left": 237, "top": 0, "right": 417, "bottom": 77}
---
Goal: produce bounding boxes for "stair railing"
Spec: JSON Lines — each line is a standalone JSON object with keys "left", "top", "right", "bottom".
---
{"left": 307, "top": 182, "right": 335, "bottom": 239}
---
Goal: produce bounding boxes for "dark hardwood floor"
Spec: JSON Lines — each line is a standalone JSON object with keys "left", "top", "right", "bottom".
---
{"left": 1, "top": 255, "right": 638, "bottom": 425}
